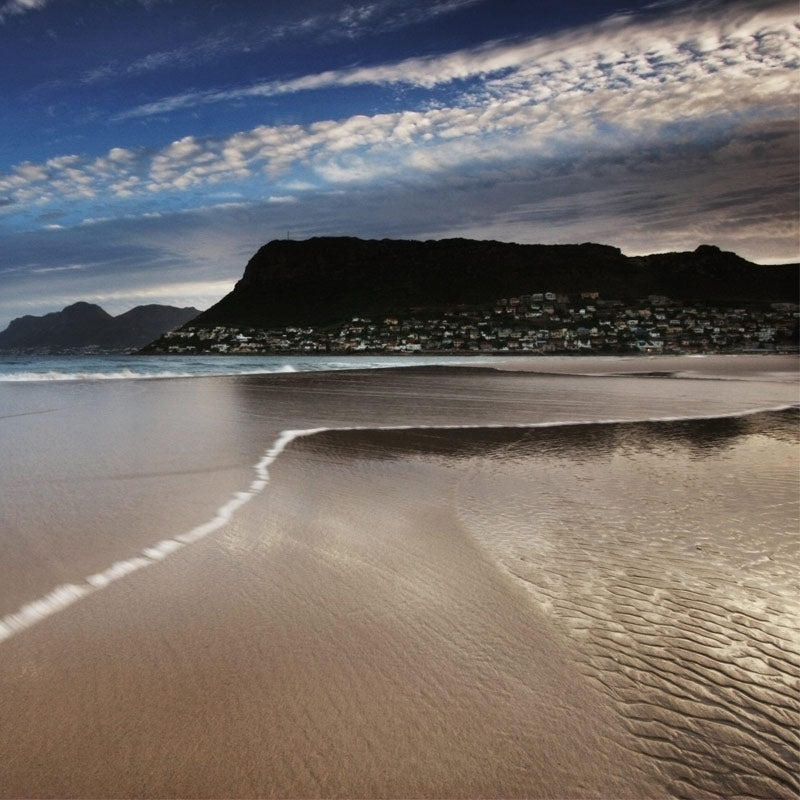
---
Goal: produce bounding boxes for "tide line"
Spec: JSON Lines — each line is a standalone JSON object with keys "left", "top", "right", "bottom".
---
{"left": 0, "top": 426, "right": 326, "bottom": 645}
{"left": 0, "top": 406, "right": 795, "bottom": 645}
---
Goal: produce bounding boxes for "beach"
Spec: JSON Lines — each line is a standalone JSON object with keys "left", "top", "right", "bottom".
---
{"left": 0, "top": 355, "right": 798, "bottom": 798}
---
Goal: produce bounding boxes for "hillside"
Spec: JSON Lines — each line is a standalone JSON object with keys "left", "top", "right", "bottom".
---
{"left": 186, "top": 238, "right": 798, "bottom": 330}
{"left": 0, "top": 302, "right": 200, "bottom": 353}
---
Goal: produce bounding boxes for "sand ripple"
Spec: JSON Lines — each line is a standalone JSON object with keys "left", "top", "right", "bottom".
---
{"left": 455, "top": 412, "right": 800, "bottom": 799}
{"left": 508, "top": 562, "right": 800, "bottom": 799}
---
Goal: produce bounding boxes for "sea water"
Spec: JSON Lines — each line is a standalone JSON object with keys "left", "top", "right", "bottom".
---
{"left": 0, "top": 353, "right": 485, "bottom": 381}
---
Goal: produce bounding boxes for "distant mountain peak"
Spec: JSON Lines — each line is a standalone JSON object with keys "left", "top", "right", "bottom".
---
{"left": 0, "top": 303, "right": 200, "bottom": 353}
{"left": 63, "top": 300, "right": 107, "bottom": 310}
{"left": 59, "top": 301, "right": 113, "bottom": 320}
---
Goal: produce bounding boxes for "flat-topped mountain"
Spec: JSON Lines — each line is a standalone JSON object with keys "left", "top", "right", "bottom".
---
{"left": 186, "top": 238, "right": 798, "bottom": 330}
{"left": 0, "top": 302, "right": 200, "bottom": 353}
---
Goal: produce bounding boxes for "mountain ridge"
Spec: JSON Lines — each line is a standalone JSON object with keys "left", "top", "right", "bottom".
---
{"left": 0, "top": 302, "right": 200, "bottom": 353}
{"left": 187, "top": 237, "right": 798, "bottom": 330}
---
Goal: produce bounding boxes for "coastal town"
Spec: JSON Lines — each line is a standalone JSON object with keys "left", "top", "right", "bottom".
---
{"left": 149, "top": 292, "right": 799, "bottom": 355}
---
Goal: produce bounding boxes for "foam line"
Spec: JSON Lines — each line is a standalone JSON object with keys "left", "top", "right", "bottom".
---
{"left": 0, "top": 367, "right": 298, "bottom": 382}
{"left": 0, "top": 584, "right": 90, "bottom": 642}
{"left": 0, "top": 426, "right": 328, "bottom": 644}
{"left": 0, "top": 406, "right": 796, "bottom": 645}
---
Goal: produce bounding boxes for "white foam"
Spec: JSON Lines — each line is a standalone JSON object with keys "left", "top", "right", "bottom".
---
{"left": 0, "top": 364, "right": 307, "bottom": 382}
{"left": 0, "top": 369, "right": 195, "bottom": 382}
{"left": 0, "top": 354, "right": 491, "bottom": 382}
{"left": 87, "top": 557, "right": 151, "bottom": 589}
{"left": 1, "top": 405, "right": 796, "bottom": 645}
{"left": 142, "top": 539, "right": 184, "bottom": 561}
{"left": 0, "top": 584, "right": 90, "bottom": 643}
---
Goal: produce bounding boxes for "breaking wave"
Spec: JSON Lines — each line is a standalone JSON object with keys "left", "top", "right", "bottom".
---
{"left": 0, "top": 355, "right": 479, "bottom": 382}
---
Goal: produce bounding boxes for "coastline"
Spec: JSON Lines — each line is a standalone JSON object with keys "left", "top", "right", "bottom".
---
{"left": 0, "top": 360, "right": 797, "bottom": 797}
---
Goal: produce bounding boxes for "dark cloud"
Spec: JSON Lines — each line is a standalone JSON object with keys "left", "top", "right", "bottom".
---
{"left": 0, "top": 111, "right": 796, "bottom": 331}
{"left": 35, "top": 209, "right": 65, "bottom": 221}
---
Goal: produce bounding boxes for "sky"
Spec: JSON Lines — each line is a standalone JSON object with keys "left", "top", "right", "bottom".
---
{"left": 0, "top": 0, "right": 797, "bottom": 328}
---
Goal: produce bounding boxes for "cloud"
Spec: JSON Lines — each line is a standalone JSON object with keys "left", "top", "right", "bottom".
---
{"left": 30, "top": 0, "right": 797, "bottom": 204}
{"left": 84, "top": 279, "right": 235, "bottom": 308}
{"left": 330, "top": 0, "right": 484, "bottom": 39}
{"left": 0, "top": 0, "right": 795, "bottom": 264}
{"left": 0, "top": 0, "right": 51, "bottom": 23}
{"left": 409, "top": 118, "right": 800, "bottom": 261}
{"left": 73, "top": 0, "right": 483, "bottom": 89}
{"left": 1, "top": 116, "right": 796, "bottom": 331}
{"left": 0, "top": 210, "right": 256, "bottom": 326}
{"left": 29, "top": 262, "right": 88, "bottom": 274}
{"left": 115, "top": 0, "right": 798, "bottom": 122}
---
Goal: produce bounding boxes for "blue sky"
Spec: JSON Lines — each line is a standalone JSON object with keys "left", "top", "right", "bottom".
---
{"left": 0, "top": 0, "right": 797, "bottom": 328}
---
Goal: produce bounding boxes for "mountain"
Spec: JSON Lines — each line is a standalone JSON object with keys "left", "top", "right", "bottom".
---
{"left": 0, "top": 302, "right": 200, "bottom": 353}
{"left": 103, "top": 305, "right": 201, "bottom": 350}
{"left": 184, "top": 237, "right": 798, "bottom": 330}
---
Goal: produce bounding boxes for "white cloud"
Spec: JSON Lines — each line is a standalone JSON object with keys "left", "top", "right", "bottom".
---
{"left": 282, "top": 180, "right": 318, "bottom": 191}
{"left": 45, "top": 154, "right": 80, "bottom": 170}
{"left": 111, "top": 176, "right": 141, "bottom": 198}
{"left": 107, "top": 147, "right": 136, "bottom": 163}
{"left": 75, "top": 0, "right": 483, "bottom": 91}
{"left": 29, "top": 262, "right": 88, "bottom": 273}
{"left": 87, "top": 279, "right": 235, "bottom": 306}
{"left": 0, "top": 0, "right": 795, "bottom": 220}
{"left": 115, "top": 1, "right": 798, "bottom": 124}
{"left": 15, "top": 162, "right": 48, "bottom": 181}
{"left": 0, "top": 0, "right": 51, "bottom": 23}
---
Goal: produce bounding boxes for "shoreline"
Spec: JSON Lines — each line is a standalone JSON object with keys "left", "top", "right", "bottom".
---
{"left": 136, "top": 347, "right": 799, "bottom": 358}
{"left": 3, "top": 346, "right": 798, "bottom": 358}
{"left": 1, "top": 408, "right": 797, "bottom": 797}
{"left": 1, "top": 363, "right": 797, "bottom": 797}
{"left": 1, "top": 352, "right": 797, "bottom": 385}
{"left": 5, "top": 405, "right": 797, "bottom": 649}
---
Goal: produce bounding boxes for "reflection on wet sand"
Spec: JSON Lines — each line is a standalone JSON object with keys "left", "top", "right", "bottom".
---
{"left": 0, "top": 364, "right": 797, "bottom": 797}
{"left": 298, "top": 407, "right": 797, "bottom": 461}
{"left": 283, "top": 409, "right": 800, "bottom": 798}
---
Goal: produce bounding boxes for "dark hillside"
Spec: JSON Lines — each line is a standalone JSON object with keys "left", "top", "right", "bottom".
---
{"left": 0, "top": 302, "right": 200, "bottom": 352}
{"left": 194, "top": 238, "right": 635, "bottom": 327}
{"left": 190, "top": 237, "right": 798, "bottom": 329}
{"left": 632, "top": 245, "right": 796, "bottom": 301}
{"left": 102, "top": 304, "right": 200, "bottom": 350}
{"left": 0, "top": 302, "right": 113, "bottom": 350}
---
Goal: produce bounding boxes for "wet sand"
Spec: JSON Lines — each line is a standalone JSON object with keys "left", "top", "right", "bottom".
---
{"left": 1, "top": 360, "right": 798, "bottom": 798}
{"left": 1, "top": 430, "right": 663, "bottom": 798}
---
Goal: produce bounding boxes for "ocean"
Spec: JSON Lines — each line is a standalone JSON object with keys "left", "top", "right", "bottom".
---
{"left": 0, "top": 353, "right": 797, "bottom": 797}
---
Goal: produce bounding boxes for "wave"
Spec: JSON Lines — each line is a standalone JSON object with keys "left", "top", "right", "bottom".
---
{"left": 0, "top": 424, "right": 325, "bottom": 644}
{"left": 0, "top": 355, "right": 476, "bottom": 382}
{"left": 2, "top": 353, "right": 797, "bottom": 382}
{"left": 0, "top": 369, "right": 196, "bottom": 382}
{"left": 321, "top": 403, "right": 799, "bottom": 434}
{"left": 1, "top": 404, "right": 796, "bottom": 646}
{"left": 0, "top": 367, "right": 301, "bottom": 382}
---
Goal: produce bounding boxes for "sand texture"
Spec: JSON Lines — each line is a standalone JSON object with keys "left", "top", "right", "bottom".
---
{"left": 1, "top": 362, "right": 798, "bottom": 798}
